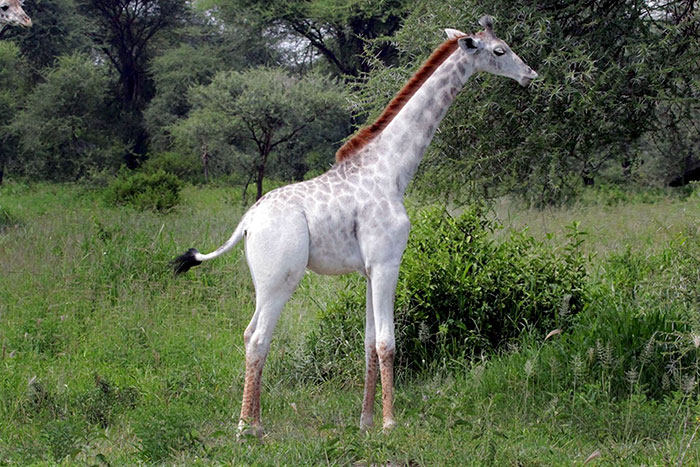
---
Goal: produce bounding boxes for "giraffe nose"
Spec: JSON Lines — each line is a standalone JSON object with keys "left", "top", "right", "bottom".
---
{"left": 22, "top": 15, "right": 32, "bottom": 27}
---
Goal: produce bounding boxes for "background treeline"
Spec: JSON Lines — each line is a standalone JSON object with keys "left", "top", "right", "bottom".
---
{"left": 0, "top": 0, "right": 698, "bottom": 204}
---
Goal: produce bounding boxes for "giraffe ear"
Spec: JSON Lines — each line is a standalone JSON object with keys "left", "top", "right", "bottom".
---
{"left": 444, "top": 28, "right": 466, "bottom": 39}
{"left": 458, "top": 36, "right": 483, "bottom": 54}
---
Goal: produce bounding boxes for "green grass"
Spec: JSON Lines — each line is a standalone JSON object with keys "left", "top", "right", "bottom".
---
{"left": 1, "top": 181, "right": 699, "bottom": 465}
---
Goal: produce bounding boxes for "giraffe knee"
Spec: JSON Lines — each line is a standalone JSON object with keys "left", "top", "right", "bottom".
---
{"left": 243, "top": 326, "right": 255, "bottom": 348}
{"left": 245, "top": 332, "right": 270, "bottom": 360}
{"left": 376, "top": 338, "right": 395, "bottom": 360}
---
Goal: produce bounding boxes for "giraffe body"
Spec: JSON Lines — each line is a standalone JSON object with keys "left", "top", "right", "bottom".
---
{"left": 0, "top": 0, "right": 31, "bottom": 30}
{"left": 173, "top": 15, "right": 538, "bottom": 437}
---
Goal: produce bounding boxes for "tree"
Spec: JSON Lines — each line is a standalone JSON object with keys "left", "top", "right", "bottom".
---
{"left": 0, "top": 0, "right": 90, "bottom": 74}
{"left": 351, "top": 0, "right": 700, "bottom": 204}
{"left": 144, "top": 8, "right": 281, "bottom": 154}
{"left": 0, "top": 42, "right": 29, "bottom": 184}
{"left": 78, "top": 0, "right": 188, "bottom": 161}
{"left": 173, "top": 66, "right": 348, "bottom": 199}
{"left": 144, "top": 44, "right": 226, "bottom": 153}
{"left": 11, "top": 54, "right": 121, "bottom": 181}
{"left": 215, "top": 0, "right": 411, "bottom": 78}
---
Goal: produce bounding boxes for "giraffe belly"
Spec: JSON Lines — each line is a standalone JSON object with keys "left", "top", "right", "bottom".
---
{"left": 306, "top": 234, "right": 364, "bottom": 275}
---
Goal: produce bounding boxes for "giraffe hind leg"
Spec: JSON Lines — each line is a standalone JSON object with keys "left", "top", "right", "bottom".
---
{"left": 237, "top": 209, "right": 309, "bottom": 439}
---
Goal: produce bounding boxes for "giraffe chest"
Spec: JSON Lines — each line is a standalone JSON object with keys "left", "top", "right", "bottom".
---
{"left": 305, "top": 205, "right": 364, "bottom": 275}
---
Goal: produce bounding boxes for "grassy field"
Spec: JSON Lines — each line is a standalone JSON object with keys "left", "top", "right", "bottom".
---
{"left": 1, "top": 181, "right": 699, "bottom": 465}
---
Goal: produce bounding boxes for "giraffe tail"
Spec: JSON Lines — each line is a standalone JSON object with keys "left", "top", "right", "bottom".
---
{"left": 171, "top": 219, "right": 246, "bottom": 276}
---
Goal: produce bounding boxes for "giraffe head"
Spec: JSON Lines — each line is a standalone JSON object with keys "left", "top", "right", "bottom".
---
{"left": 446, "top": 15, "right": 537, "bottom": 87}
{"left": 0, "top": 0, "right": 32, "bottom": 28}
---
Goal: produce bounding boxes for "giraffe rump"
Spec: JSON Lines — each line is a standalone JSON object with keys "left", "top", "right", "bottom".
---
{"left": 171, "top": 248, "right": 202, "bottom": 275}
{"left": 335, "top": 37, "right": 462, "bottom": 162}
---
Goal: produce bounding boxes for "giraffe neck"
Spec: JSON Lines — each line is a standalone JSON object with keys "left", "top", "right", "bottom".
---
{"left": 372, "top": 50, "right": 474, "bottom": 194}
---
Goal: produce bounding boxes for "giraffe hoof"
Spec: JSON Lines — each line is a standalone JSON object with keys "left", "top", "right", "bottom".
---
{"left": 359, "top": 417, "right": 374, "bottom": 432}
{"left": 237, "top": 420, "right": 264, "bottom": 440}
{"left": 382, "top": 419, "right": 397, "bottom": 432}
{"left": 360, "top": 411, "right": 374, "bottom": 431}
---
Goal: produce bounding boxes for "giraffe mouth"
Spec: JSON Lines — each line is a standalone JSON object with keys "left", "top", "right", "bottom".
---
{"left": 519, "top": 76, "right": 534, "bottom": 87}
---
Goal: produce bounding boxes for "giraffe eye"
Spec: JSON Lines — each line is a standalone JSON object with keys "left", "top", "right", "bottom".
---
{"left": 1, "top": 5, "right": 9, "bottom": 11}
{"left": 494, "top": 47, "right": 506, "bottom": 57}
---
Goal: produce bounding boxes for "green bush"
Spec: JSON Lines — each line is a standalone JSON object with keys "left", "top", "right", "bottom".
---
{"left": 141, "top": 151, "right": 203, "bottom": 183}
{"left": 106, "top": 169, "right": 182, "bottom": 212}
{"left": 133, "top": 402, "right": 203, "bottom": 462}
{"left": 41, "top": 417, "right": 85, "bottom": 462}
{"left": 0, "top": 206, "right": 21, "bottom": 232}
{"left": 295, "top": 205, "right": 589, "bottom": 381}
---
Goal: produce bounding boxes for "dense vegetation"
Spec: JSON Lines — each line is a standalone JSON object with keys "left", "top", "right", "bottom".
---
{"left": 0, "top": 0, "right": 698, "bottom": 201}
{"left": 1, "top": 182, "right": 698, "bottom": 464}
{"left": 1, "top": 0, "right": 699, "bottom": 464}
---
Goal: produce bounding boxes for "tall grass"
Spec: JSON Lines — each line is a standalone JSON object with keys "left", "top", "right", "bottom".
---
{"left": 0, "top": 180, "right": 698, "bottom": 464}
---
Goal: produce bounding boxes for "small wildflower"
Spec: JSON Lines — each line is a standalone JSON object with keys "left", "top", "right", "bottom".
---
{"left": 524, "top": 359, "right": 534, "bottom": 377}
{"left": 559, "top": 294, "right": 572, "bottom": 318}
{"left": 640, "top": 337, "right": 654, "bottom": 365}
{"left": 682, "top": 376, "right": 696, "bottom": 394}
{"left": 572, "top": 354, "right": 584, "bottom": 380}
{"left": 692, "top": 334, "right": 700, "bottom": 349}
{"left": 418, "top": 322, "right": 430, "bottom": 343}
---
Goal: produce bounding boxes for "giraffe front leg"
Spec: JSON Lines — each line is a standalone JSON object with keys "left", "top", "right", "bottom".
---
{"left": 370, "top": 264, "right": 400, "bottom": 431}
{"left": 360, "top": 279, "right": 378, "bottom": 431}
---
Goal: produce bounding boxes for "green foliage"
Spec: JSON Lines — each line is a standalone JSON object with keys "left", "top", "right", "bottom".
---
{"left": 354, "top": 0, "right": 699, "bottom": 204}
{"left": 41, "top": 417, "right": 85, "bottom": 461}
{"left": 0, "top": 207, "right": 21, "bottom": 232}
{"left": 219, "top": 0, "right": 410, "bottom": 77}
{"left": 10, "top": 54, "right": 121, "bottom": 181}
{"left": 1, "top": 183, "right": 700, "bottom": 464}
{"left": 0, "top": 0, "right": 90, "bottom": 73}
{"left": 0, "top": 42, "right": 29, "bottom": 182}
{"left": 141, "top": 151, "right": 203, "bottom": 183}
{"left": 145, "top": 44, "right": 226, "bottom": 153}
{"left": 297, "top": 205, "right": 588, "bottom": 380}
{"left": 0, "top": 42, "right": 28, "bottom": 123}
{"left": 106, "top": 169, "right": 183, "bottom": 212}
{"left": 133, "top": 402, "right": 203, "bottom": 462}
{"left": 173, "top": 66, "right": 349, "bottom": 197}
{"left": 78, "top": 375, "right": 139, "bottom": 428}
{"left": 395, "top": 207, "right": 587, "bottom": 369}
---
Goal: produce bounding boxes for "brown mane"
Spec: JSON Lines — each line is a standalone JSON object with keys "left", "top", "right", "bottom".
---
{"left": 335, "top": 37, "right": 462, "bottom": 162}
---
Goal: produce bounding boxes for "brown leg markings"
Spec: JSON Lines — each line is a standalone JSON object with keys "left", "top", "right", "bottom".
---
{"left": 378, "top": 345, "right": 396, "bottom": 429}
{"left": 251, "top": 364, "right": 264, "bottom": 432}
{"left": 361, "top": 348, "right": 379, "bottom": 428}
{"left": 239, "top": 357, "right": 261, "bottom": 429}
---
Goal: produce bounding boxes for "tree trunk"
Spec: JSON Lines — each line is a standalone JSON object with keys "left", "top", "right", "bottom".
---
{"left": 256, "top": 163, "right": 265, "bottom": 200}
{"left": 201, "top": 144, "right": 209, "bottom": 183}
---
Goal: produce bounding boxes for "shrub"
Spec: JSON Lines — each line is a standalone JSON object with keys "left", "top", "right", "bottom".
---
{"left": 294, "top": 205, "right": 589, "bottom": 381}
{"left": 78, "top": 375, "right": 139, "bottom": 428}
{"left": 141, "top": 151, "right": 203, "bottom": 183}
{"left": 133, "top": 402, "right": 203, "bottom": 462}
{"left": 42, "top": 417, "right": 86, "bottom": 461}
{"left": 0, "top": 206, "right": 21, "bottom": 232}
{"left": 106, "top": 169, "right": 182, "bottom": 212}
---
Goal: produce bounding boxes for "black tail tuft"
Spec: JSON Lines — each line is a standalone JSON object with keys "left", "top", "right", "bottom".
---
{"left": 171, "top": 248, "right": 202, "bottom": 275}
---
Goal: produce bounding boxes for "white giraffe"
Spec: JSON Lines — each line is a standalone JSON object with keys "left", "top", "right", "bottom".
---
{"left": 0, "top": 0, "right": 31, "bottom": 31}
{"left": 173, "top": 15, "right": 538, "bottom": 437}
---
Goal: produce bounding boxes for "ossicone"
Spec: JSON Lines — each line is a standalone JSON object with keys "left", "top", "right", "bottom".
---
{"left": 479, "top": 15, "right": 494, "bottom": 33}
